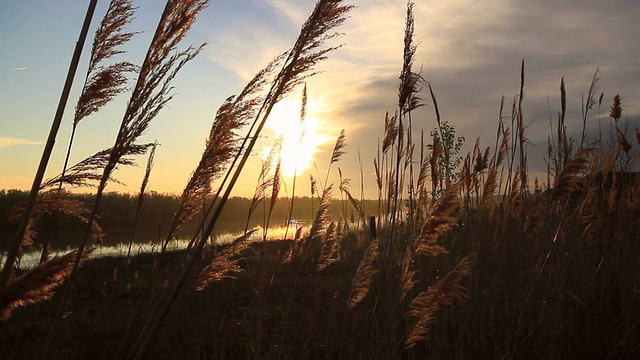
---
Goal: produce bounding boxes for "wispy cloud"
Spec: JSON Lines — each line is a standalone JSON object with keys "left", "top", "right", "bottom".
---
{"left": 204, "top": 0, "right": 640, "bottom": 192}
{"left": 207, "top": 25, "right": 290, "bottom": 80}
{"left": 265, "top": 0, "right": 309, "bottom": 25}
{"left": 0, "top": 136, "right": 42, "bottom": 148}
{"left": 297, "top": 0, "right": 640, "bottom": 191}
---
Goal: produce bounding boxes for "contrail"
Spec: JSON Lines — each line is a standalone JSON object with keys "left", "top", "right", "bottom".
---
{"left": 11, "top": 67, "right": 28, "bottom": 71}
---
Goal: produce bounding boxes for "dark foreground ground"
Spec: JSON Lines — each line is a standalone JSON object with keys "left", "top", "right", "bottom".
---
{"left": 3, "top": 232, "right": 640, "bottom": 360}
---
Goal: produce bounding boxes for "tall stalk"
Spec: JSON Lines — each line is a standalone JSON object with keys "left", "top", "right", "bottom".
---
{"left": 124, "top": 142, "right": 157, "bottom": 268}
{"left": 127, "top": 2, "right": 353, "bottom": 357}
{"left": 59, "top": 0, "right": 137, "bottom": 191}
{"left": 284, "top": 84, "right": 308, "bottom": 241}
{"left": 390, "top": 0, "right": 421, "bottom": 255}
{"left": 46, "top": 0, "right": 208, "bottom": 352}
{"left": 0, "top": 0, "right": 98, "bottom": 295}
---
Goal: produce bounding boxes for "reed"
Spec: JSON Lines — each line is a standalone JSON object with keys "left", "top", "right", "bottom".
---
{"left": 405, "top": 254, "right": 476, "bottom": 349}
{"left": 124, "top": 2, "right": 354, "bottom": 357}
{"left": 0, "top": 0, "right": 98, "bottom": 300}
{"left": 244, "top": 138, "right": 281, "bottom": 234}
{"left": 347, "top": 239, "right": 378, "bottom": 309}
{"left": 0, "top": 248, "right": 93, "bottom": 320}
{"left": 45, "top": 0, "right": 209, "bottom": 353}
{"left": 283, "top": 84, "right": 309, "bottom": 241}
{"left": 194, "top": 230, "right": 256, "bottom": 290}
{"left": 6, "top": 1, "right": 640, "bottom": 359}
{"left": 124, "top": 142, "right": 157, "bottom": 268}
{"left": 60, "top": 0, "right": 138, "bottom": 189}
{"left": 323, "top": 129, "right": 347, "bottom": 191}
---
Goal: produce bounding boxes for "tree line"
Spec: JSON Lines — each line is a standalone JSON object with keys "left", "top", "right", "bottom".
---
{"left": 0, "top": 189, "right": 378, "bottom": 251}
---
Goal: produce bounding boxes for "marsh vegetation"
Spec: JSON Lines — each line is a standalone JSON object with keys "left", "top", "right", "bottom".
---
{"left": 1, "top": 0, "right": 640, "bottom": 359}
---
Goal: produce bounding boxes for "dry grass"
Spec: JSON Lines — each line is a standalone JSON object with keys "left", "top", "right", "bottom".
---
{"left": 0, "top": 249, "right": 93, "bottom": 320}
{"left": 194, "top": 230, "right": 256, "bottom": 290}
{"left": 405, "top": 254, "right": 475, "bottom": 349}
{"left": 347, "top": 239, "right": 378, "bottom": 309}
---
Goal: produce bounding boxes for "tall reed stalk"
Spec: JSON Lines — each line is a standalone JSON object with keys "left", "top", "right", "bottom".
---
{"left": 46, "top": 0, "right": 209, "bottom": 352}
{"left": 64, "top": 0, "right": 208, "bottom": 288}
{"left": 0, "top": 0, "right": 98, "bottom": 297}
{"left": 124, "top": 142, "right": 157, "bottom": 267}
{"left": 283, "top": 84, "right": 308, "bottom": 241}
{"left": 59, "top": 0, "right": 138, "bottom": 191}
{"left": 126, "top": 2, "right": 353, "bottom": 357}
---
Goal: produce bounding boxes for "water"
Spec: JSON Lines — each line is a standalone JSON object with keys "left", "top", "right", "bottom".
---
{"left": 1, "top": 224, "right": 308, "bottom": 270}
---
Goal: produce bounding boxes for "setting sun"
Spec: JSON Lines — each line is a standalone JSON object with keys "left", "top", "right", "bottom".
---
{"left": 262, "top": 97, "right": 333, "bottom": 180}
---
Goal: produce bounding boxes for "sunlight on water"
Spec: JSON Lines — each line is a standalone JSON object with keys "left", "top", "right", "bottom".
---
{"left": 2, "top": 224, "right": 309, "bottom": 270}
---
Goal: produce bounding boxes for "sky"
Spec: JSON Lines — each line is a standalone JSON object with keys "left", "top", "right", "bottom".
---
{"left": 1, "top": 0, "right": 639, "bottom": 199}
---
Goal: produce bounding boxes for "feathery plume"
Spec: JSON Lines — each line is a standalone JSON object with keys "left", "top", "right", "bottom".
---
{"left": 398, "top": 1, "right": 423, "bottom": 112}
{"left": 86, "top": 0, "right": 137, "bottom": 74}
{"left": 429, "top": 134, "right": 443, "bottom": 195}
{"left": 21, "top": 215, "right": 39, "bottom": 249}
{"left": 194, "top": 230, "right": 256, "bottom": 290}
{"left": 374, "top": 157, "right": 383, "bottom": 191}
{"left": 0, "top": 249, "right": 93, "bottom": 320}
{"left": 399, "top": 245, "right": 417, "bottom": 302}
{"left": 309, "top": 185, "right": 333, "bottom": 242}
{"left": 282, "top": 227, "right": 304, "bottom": 264}
{"left": 460, "top": 155, "right": 471, "bottom": 196}
{"left": 244, "top": 138, "right": 282, "bottom": 233}
{"left": 415, "top": 187, "right": 458, "bottom": 256}
{"left": 300, "top": 83, "right": 308, "bottom": 128}
{"left": 60, "top": 0, "right": 138, "bottom": 190}
{"left": 265, "top": 0, "right": 354, "bottom": 102}
{"left": 580, "top": 69, "right": 600, "bottom": 147}
{"left": 617, "top": 127, "right": 632, "bottom": 153}
{"left": 8, "top": 190, "right": 104, "bottom": 246}
{"left": 269, "top": 145, "right": 283, "bottom": 216}
{"left": 137, "top": 142, "right": 156, "bottom": 210}
{"left": 552, "top": 149, "right": 591, "bottom": 201}
{"left": 317, "top": 222, "right": 341, "bottom": 271}
{"left": 330, "top": 129, "right": 347, "bottom": 164}
{"left": 166, "top": 57, "right": 282, "bottom": 244}
{"left": 42, "top": 144, "right": 151, "bottom": 190}
{"left": 382, "top": 112, "right": 398, "bottom": 154}
{"left": 610, "top": 94, "right": 622, "bottom": 122}
{"left": 416, "top": 155, "right": 430, "bottom": 191}
{"left": 496, "top": 126, "right": 510, "bottom": 168}
{"left": 74, "top": 0, "right": 138, "bottom": 124}
{"left": 323, "top": 129, "right": 347, "bottom": 190}
{"left": 105, "top": 0, "right": 209, "bottom": 178}
{"left": 481, "top": 164, "right": 498, "bottom": 206}
{"left": 405, "top": 254, "right": 475, "bottom": 348}
{"left": 347, "top": 240, "right": 378, "bottom": 309}
{"left": 608, "top": 172, "right": 621, "bottom": 212}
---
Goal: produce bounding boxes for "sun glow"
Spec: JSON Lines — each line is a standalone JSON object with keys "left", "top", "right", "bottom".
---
{"left": 262, "top": 98, "right": 332, "bottom": 180}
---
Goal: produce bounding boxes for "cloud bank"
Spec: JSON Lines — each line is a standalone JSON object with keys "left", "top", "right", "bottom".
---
{"left": 199, "top": 0, "right": 640, "bottom": 193}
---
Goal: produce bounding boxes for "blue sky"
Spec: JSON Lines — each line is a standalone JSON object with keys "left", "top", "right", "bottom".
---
{"left": 1, "top": 0, "right": 639, "bottom": 198}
